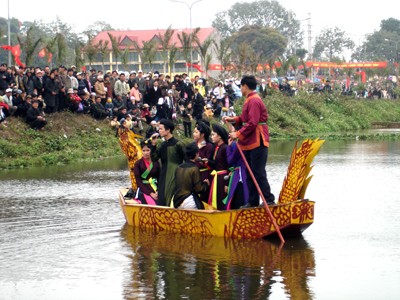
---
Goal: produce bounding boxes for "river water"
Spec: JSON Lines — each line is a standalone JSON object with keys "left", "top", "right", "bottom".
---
{"left": 1, "top": 138, "right": 400, "bottom": 300}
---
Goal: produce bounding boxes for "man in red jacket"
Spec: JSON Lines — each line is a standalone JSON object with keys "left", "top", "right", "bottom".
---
{"left": 224, "top": 75, "right": 275, "bottom": 207}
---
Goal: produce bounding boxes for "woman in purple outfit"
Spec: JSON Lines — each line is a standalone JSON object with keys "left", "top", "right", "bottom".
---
{"left": 223, "top": 140, "right": 249, "bottom": 210}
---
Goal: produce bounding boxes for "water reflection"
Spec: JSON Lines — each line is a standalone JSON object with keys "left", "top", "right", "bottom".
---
{"left": 120, "top": 226, "right": 315, "bottom": 299}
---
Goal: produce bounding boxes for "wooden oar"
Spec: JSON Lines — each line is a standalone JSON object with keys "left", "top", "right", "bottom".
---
{"left": 225, "top": 120, "right": 285, "bottom": 244}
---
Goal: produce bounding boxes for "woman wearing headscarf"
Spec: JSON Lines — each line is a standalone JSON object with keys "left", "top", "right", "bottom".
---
{"left": 133, "top": 140, "right": 160, "bottom": 205}
{"left": 207, "top": 123, "right": 229, "bottom": 210}
{"left": 193, "top": 121, "right": 213, "bottom": 203}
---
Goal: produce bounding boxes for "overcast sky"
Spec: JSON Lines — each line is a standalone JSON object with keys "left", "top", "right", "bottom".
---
{"left": 0, "top": 0, "right": 396, "bottom": 47}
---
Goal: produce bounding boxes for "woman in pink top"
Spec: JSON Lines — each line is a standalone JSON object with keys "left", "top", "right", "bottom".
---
{"left": 130, "top": 82, "right": 142, "bottom": 103}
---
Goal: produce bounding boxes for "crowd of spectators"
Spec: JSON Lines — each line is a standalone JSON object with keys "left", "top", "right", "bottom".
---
{"left": 2, "top": 62, "right": 398, "bottom": 131}
{"left": 0, "top": 63, "right": 242, "bottom": 133}
{"left": 258, "top": 75, "right": 399, "bottom": 99}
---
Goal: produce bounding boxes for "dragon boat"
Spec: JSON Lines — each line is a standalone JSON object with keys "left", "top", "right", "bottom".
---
{"left": 117, "top": 127, "right": 324, "bottom": 240}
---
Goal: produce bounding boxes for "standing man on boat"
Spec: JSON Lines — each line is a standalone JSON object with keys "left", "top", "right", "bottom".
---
{"left": 151, "top": 118, "right": 185, "bottom": 206}
{"left": 223, "top": 75, "right": 275, "bottom": 207}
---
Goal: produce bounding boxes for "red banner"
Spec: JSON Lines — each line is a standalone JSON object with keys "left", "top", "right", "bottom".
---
{"left": 308, "top": 61, "right": 387, "bottom": 69}
{"left": 38, "top": 48, "right": 53, "bottom": 63}
{"left": 1, "top": 44, "right": 25, "bottom": 67}
{"left": 208, "top": 64, "right": 235, "bottom": 71}
{"left": 208, "top": 61, "right": 389, "bottom": 71}
{"left": 186, "top": 63, "right": 204, "bottom": 73}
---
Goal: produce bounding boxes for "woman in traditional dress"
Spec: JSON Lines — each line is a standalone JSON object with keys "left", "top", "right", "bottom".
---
{"left": 223, "top": 139, "right": 249, "bottom": 210}
{"left": 193, "top": 121, "right": 213, "bottom": 203}
{"left": 133, "top": 140, "right": 160, "bottom": 205}
{"left": 207, "top": 123, "right": 229, "bottom": 210}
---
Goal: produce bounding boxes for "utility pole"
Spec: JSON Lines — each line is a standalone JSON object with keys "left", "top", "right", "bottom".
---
{"left": 170, "top": 0, "right": 203, "bottom": 78}
{"left": 7, "top": 0, "right": 11, "bottom": 66}
{"left": 307, "top": 13, "right": 312, "bottom": 61}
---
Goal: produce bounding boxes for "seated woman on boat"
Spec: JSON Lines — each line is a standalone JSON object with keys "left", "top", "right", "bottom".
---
{"left": 172, "top": 143, "right": 210, "bottom": 209}
{"left": 133, "top": 140, "right": 160, "bottom": 205}
{"left": 193, "top": 121, "right": 213, "bottom": 203}
{"left": 223, "top": 138, "right": 249, "bottom": 209}
{"left": 207, "top": 123, "right": 229, "bottom": 210}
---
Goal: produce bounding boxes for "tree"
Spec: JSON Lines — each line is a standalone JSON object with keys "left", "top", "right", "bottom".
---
{"left": 213, "top": 38, "right": 233, "bottom": 79}
{"left": 107, "top": 32, "right": 122, "bottom": 70}
{"left": 177, "top": 27, "right": 200, "bottom": 74}
{"left": 141, "top": 41, "right": 157, "bottom": 71}
{"left": 195, "top": 37, "right": 213, "bottom": 71}
{"left": 295, "top": 48, "right": 308, "bottom": 61}
{"left": 82, "top": 21, "right": 113, "bottom": 41}
{"left": 95, "top": 39, "right": 110, "bottom": 73}
{"left": 235, "top": 42, "right": 251, "bottom": 76}
{"left": 35, "top": 17, "right": 80, "bottom": 47}
{"left": 18, "top": 19, "right": 81, "bottom": 67}
{"left": 287, "top": 55, "right": 300, "bottom": 76}
{"left": 249, "top": 51, "right": 263, "bottom": 74}
{"left": 168, "top": 44, "right": 178, "bottom": 74}
{"left": 355, "top": 18, "right": 400, "bottom": 66}
{"left": 230, "top": 25, "right": 287, "bottom": 65}
{"left": 204, "top": 53, "right": 212, "bottom": 78}
{"left": 380, "top": 18, "right": 400, "bottom": 34}
{"left": 211, "top": 0, "right": 302, "bottom": 51}
{"left": 85, "top": 39, "right": 97, "bottom": 69}
{"left": 121, "top": 47, "right": 130, "bottom": 71}
{"left": 74, "top": 41, "right": 85, "bottom": 70}
{"left": 157, "top": 25, "right": 175, "bottom": 74}
{"left": 17, "top": 26, "right": 42, "bottom": 67}
{"left": 44, "top": 36, "right": 58, "bottom": 67}
{"left": 276, "top": 56, "right": 291, "bottom": 76}
{"left": 313, "top": 27, "right": 355, "bottom": 61}
{"left": 131, "top": 40, "right": 144, "bottom": 71}
{"left": 177, "top": 31, "right": 191, "bottom": 74}
{"left": 56, "top": 33, "right": 67, "bottom": 66}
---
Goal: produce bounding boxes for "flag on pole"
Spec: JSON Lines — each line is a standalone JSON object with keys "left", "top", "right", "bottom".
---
{"left": 1, "top": 44, "right": 25, "bottom": 67}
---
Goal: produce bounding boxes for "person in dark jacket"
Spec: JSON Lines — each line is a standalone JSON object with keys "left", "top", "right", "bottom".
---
{"left": 23, "top": 70, "right": 35, "bottom": 96}
{"left": 192, "top": 87, "right": 204, "bottom": 121}
{"left": 43, "top": 70, "right": 58, "bottom": 113}
{"left": 76, "top": 72, "right": 87, "bottom": 97}
{"left": 18, "top": 94, "right": 33, "bottom": 117}
{"left": 32, "top": 70, "right": 44, "bottom": 96}
{"left": 26, "top": 100, "right": 47, "bottom": 130}
{"left": 91, "top": 96, "right": 108, "bottom": 119}
{"left": 172, "top": 142, "right": 209, "bottom": 209}
{"left": 0, "top": 63, "right": 9, "bottom": 93}
{"left": 182, "top": 78, "right": 194, "bottom": 104}
{"left": 181, "top": 102, "right": 193, "bottom": 138}
{"left": 146, "top": 80, "right": 162, "bottom": 107}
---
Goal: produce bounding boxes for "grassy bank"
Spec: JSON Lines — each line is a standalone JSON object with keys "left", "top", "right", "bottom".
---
{"left": 1, "top": 94, "right": 400, "bottom": 169}
{"left": 0, "top": 112, "right": 122, "bottom": 169}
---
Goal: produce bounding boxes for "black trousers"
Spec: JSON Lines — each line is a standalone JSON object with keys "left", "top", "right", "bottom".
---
{"left": 244, "top": 145, "right": 275, "bottom": 206}
{"left": 30, "top": 119, "right": 47, "bottom": 130}
{"left": 183, "top": 121, "right": 192, "bottom": 138}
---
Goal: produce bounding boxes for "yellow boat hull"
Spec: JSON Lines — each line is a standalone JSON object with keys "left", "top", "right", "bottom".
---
{"left": 119, "top": 189, "right": 314, "bottom": 239}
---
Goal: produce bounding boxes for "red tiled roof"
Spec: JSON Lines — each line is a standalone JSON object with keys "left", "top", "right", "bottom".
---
{"left": 92, "top": 28, "right": 216, "bottom": 49}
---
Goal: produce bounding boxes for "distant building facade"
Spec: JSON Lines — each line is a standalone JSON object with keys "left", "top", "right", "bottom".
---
{"left": 89, "top": 27, "right": 218, "bottom": 74}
